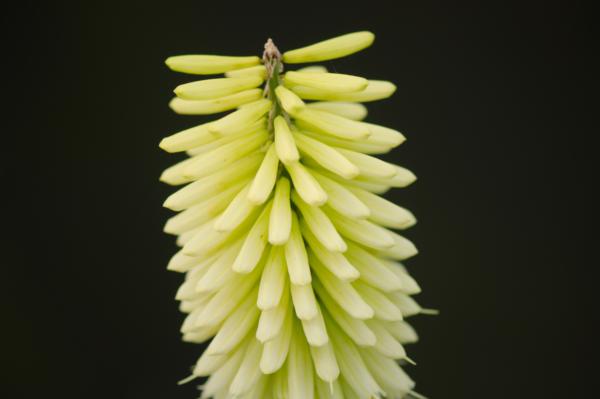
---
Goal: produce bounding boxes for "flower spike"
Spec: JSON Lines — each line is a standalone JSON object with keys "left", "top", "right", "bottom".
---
{"left": 161, "top": 31, "right": 432, "bottom": 399}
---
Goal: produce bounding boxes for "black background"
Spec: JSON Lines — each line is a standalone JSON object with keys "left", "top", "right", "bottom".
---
{"left": 1, "top": 1, "right": 596, "bottom": 398}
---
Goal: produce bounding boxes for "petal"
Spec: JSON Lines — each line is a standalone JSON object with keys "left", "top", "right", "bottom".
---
{"left": 302, "top": 224, "right": 359, "bottom": 281}
{"left": 206, "top": 99, "right": 272, "bottom": 135}
{"left": 376, "top": 231, "right": 419, "bottom": 260}
{"left": 293, "top": 132, "right": 359, "bottom": 179}
{"left": 260, "top": 300, "right": 293, "bottom": 373}
{"left": 225, "top": 64, "right": 267, "bottom": 79}
{"left": 359, "top": 347, "right": 416, "bottom": 395}
{"left": 159, "top": 123, "right": 216, "bottom": 153}
{"left": 167, "top": 248, "right": 217, "bottom": 273}
{"left": 182, "top": 207, "right": 258, "bottom": 257}
{"left": 205, "top": 288, "right": 259, "bottom": 355}
{"left": 292, "top": 191, "right": 346, "bottom": 252}
{"left": 256, "top": 280, "right": 290, "bottom": 342}
{"left": 196, "top": 263, "right": 263, "bottom": 328}
{"left": 282, "top": 31, "right": 374, "bottom": 63}
{"left": 310, "top": 166, "right": 391, "bottom": 194}
{"left": 163, "top": 153, "right": 262, "bottom": 211}
{"left": 348, "top": 186, "right": 416, "bottom": 229}
{"left": 325, "top": 311, "right": 383, "bottom": 398}
{"left": 353, "top": 280, "right": 403, "bottom": 321}
{"left": 195, "top": 239, "right": 243, "bottom": 293}
{"left": 295, "top": 65, "right": 328, "bottom": 73}
{"left": 315, "top": 375, "right": 344, "bottom": 399}
{"left": 335, "top": 147, "right": 398, "bottom": 178}
{"left": 193, "top": 350, "right": 229, "bottom": 377}
{"left": 354, "top": 164, "right": 417, "bottom": 188}
{"left": 325, "top": 208, "right": 394, "bottom": 250}
{"left": 182, "top": 129, "right": 268, "bottom": 179}
{"left": 385, "top": 320, "right": 419, "bottom": 344}
{"left": 169, "top": 88, "right": 262, "bottom": 115}
{"left": 300, "top": 305, "right": 329, "bottom": 346}
{"left": 285, "top": 162, "right": 327, "bottom": 206}
{"left": 362, "top": 122, "right": 406, "bottom": 147}
{"left": 284, "top": 212, "right": 312, "bottom": 285}
{"left": 287, "top": 320, "right": 315, "bottom": 399}
{"left": 269, "top": 177, "right": 292, "bottom": 245}
{"left": 247, "top": 143, "right": 279, "bottom": 204}
{"left": 293, "top": 108, "right": 370, "bottom": 140}
{"left": 274, "top": 116, "right": 300, "bottom": 164}
{"left": 163, "top": 180, "right": 245, "bottom": 235}
{"left": 284, "top": 71, "right": 368, "bottom": 93}
{"left": 301, "top": 129, "right": 394, "bottom": 154}
{"left": 386, "top": 291, "right": 423, "bottom": 318}
{"left": 311, "top": 262, "right": 373, "bottom": 320}
{"left": 228, "top": 337, "right": 264, "bottom": 396}
{"left": 200, "top": 344, "right": 245, "bottom": 398}
{"left": 275, "top": 85, "right": 306, "bottom": 115}
{"left": 174, "top": 76, "right": 263, "bottom": 100}
{"left": 310, "top": 170, "right": 370, "bottom": 219}
{"left": 309, "top": 340, "right": 340, "bottom": 382}
{"left": 292, "top": 80, "right": 396, "bottom": 102}
{"left": 187, "top": 118, "right": 267, "bottom": 156}
{"left": 314, "top": 279, "right": 375, "bottom": 346}
{"left": 345, "top": 242, "right": 404, "bottom": 292}
{"left": 212, "top": 183, "right": 258, "bottom": 232}
{"left": 258, "top": 246, "right": 287, "bottom": 310}
{"left": 382, "top": 260, "right": 422, "bottom": 295}
{"left": 306, "top": 101, "right": 368, "bottom": 121}
{"left": 290, "top": 283, "right": 319, "bottom": 320}
{"left": 165, "top": 54, "right": 260, "bottom": 75}
{"left": 232, "top": 201, "right": 272, "bottom": 273}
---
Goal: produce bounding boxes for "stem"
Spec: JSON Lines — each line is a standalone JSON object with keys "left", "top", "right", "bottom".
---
{"left": 263, "top": 39, "right": 285, "bottom": 133}
{"left": 262, "top": 38, "right": 289, "bottom": 182}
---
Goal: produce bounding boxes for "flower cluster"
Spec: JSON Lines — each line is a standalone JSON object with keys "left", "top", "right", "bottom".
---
{"left": 161, "top": 32, "right": 432, "bottom": 399}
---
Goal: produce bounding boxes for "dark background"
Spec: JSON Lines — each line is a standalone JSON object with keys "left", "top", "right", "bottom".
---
{"left": 1, "top": 1, "right": 596, "bottom": 398}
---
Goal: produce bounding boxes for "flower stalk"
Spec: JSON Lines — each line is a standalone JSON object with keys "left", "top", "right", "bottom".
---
{"left": 263, "top": 39, "right": 285, "bottom": 132}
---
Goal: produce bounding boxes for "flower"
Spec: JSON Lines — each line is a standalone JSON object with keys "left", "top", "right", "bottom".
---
{"left": 161, "top": 31, "right": 433, "bottom": 399}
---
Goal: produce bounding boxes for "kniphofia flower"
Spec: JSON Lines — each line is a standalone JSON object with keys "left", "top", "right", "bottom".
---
{"left": 160, "top": 31, "right": 434, "bottom": 399}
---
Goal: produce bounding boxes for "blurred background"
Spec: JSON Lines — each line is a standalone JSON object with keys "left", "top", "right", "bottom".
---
{"left": 1, "top": 1, "right": 595, "bottom": 398}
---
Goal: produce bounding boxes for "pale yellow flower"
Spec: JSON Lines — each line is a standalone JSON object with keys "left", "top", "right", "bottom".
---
{"left": 161, "top": 31, "right": 436, "bottom": 399}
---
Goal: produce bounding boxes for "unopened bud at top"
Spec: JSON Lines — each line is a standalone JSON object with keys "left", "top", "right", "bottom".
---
{"left": 283, "top": 31, "right": 375, "bottom": 64}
